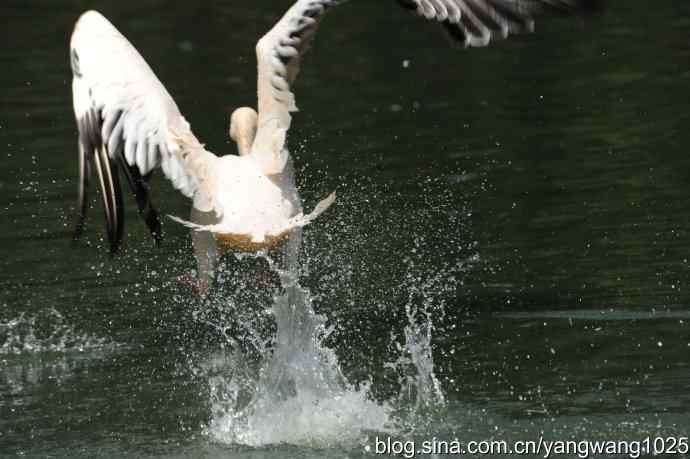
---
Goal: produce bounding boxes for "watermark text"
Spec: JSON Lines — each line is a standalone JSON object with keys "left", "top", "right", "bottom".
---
{"left": 365, "top": 435, "right": 689, "bottom": 458}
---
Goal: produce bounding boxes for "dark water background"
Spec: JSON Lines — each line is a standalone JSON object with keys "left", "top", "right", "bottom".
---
{"left": 1, "top": 0, "right": 690, "bottom": 457}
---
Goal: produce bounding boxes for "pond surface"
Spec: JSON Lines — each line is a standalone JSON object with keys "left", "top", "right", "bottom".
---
{"left": 1, "top": 1, "right": 690, "bottom": 457}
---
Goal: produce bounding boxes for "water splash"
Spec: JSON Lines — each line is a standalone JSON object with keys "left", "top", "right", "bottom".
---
{"left": 197, "top": 175, "right": 476, "bottom": 447}
{"left": 206, "top": 245, "right": 393, "bottom": 446}
{"left": 396, "top": 297, "right": 446, "bottom": 409}
{"left": 386, "top": 252, "right": 475, "bottom": 423}
{"left": 0, "top": 307, "right": 112, "bottom": 355}
{"left": 0, "top": 308, "right": 120, "bottom": 399}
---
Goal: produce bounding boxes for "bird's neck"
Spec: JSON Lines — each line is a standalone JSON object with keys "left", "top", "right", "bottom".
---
{"left": 235, "top": 128, "right": 256, "bottom": 156}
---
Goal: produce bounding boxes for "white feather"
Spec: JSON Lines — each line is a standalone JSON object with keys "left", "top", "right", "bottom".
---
{"left": 70, "top": 10, "right": 218, "bottom": 209}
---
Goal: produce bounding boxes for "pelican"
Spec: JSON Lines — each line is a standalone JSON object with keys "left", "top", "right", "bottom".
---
{"left": 70, "top": 0, "right": 593, "bottom": 289}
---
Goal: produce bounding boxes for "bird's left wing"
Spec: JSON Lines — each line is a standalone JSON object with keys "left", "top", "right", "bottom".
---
{"left": 70, "top": 10, "right": 219, "bottom": 253}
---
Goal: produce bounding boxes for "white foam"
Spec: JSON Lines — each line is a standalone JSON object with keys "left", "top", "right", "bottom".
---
{"left": 210, "top": 382, "right": 392, "bottom": 447}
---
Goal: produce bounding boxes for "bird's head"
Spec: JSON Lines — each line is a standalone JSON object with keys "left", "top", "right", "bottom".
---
{"left": 229, "top": 107, "right": 258, "bottom": 156}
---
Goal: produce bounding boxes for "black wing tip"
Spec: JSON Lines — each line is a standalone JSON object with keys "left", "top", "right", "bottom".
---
{"left": 93, "top": 144, "right": 125, "bottom": 257}
{"left": 441, "top": 22, "right": 471, "bottom": 49}
{"left": 116, "top": 153, "right": 163, "bottom": 247}
{"left": 76, "top": 99, "right": 166, "bottom": 256}
{"left": 400, "top": 0, "right": 602, "bottom": 48}
{"left": 107, "top": 207, "right": 125, "bottom": 255}
{"left": 109, "top": 240, "right": 121, "bottom": 256}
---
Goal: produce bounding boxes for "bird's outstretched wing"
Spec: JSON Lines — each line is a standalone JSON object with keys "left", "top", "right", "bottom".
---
{"left": 71, "top": 10, "right": 218, "bottom": 253}
{"left": 250, "top": 0, "right": 593, "bottom": 174}
{"left": 397, "top": 0, "right": 594, "bottom": 47}
{"left": 251, "top": 0, "right": 344, "bottom": 175}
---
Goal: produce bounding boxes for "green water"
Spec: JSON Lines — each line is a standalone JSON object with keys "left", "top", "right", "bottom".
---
{"left": 2, "top": 1, "right": 690, "bottom": 457}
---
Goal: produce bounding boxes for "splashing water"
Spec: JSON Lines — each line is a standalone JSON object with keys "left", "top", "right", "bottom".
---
{"left": 199, "top": 176, "right": 476, "bottom": 447}
{"left": 0, "top": 307, "right": 112, "bottom": 355}
{"left": 206, "top": 232, "right": 393, "bottom": 447}
{"left": 398, "top": 293, "right": 446, "bottom": 409}
{"left": 386, "top": 252, "right": 470, "bottom": 421}
{"left": 203, "top": 241, "right": 471, "bottom": 446}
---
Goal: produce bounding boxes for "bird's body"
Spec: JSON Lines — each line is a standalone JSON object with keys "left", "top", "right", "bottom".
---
{"left": 69, "top": 9, "right": 334, "bottom": 287}
{"left": 173, "top": 154, "right": 299, "bottom": 244}
{"left": 69, "top": 1, "right": 594, "bottom": 289}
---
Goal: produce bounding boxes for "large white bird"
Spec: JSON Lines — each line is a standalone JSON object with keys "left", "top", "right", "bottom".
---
{"left": 70, "top": 0, "right": 594, "bottom": 288}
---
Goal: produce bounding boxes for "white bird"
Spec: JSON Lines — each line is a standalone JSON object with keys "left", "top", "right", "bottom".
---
{"left": 70, "top": 0, "right": 594, "bottom": 288}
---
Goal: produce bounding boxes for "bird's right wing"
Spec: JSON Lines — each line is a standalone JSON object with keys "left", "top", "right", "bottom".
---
{"left": 70, "top": 10, "right": 220, "bottom": 253}
{"left": 397, "top": 0, "right": 594, "bottom": 47}
{"left": 249, "top": 0, "right": 594, "bottom": 175}
{"left": 250, "top": 0, "right": 344, "bottom": 175}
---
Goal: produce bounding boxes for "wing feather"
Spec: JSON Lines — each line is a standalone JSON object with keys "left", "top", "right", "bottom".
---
{"left": 70, "top": 10, "right": 217, "bottom": 253}
{"left": 249, "top": 0, "right": 594, "bottom": 175}
{"left": 250, "top": 0, "right": 343, "bottom": 175}
{"left": 398, "top": 0, "right": 594, "bottom": 47}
